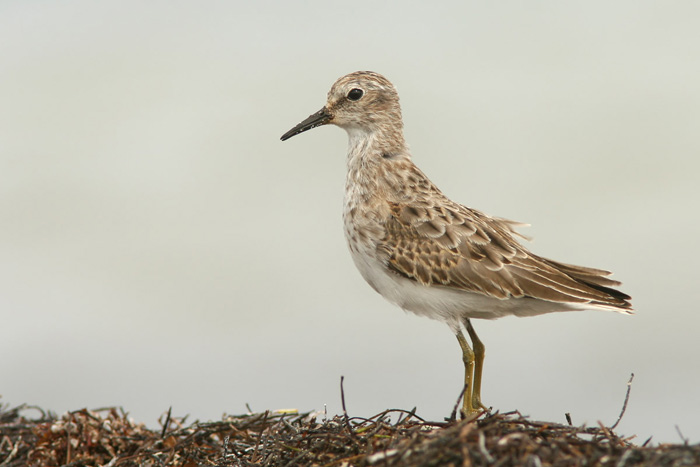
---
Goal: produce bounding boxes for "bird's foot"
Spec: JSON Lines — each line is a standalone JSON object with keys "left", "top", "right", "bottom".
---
{"left": 472, "top": 396, "right": 488, "bottom": 412}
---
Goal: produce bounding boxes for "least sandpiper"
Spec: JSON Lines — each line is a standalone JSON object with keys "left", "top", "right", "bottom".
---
{"left": 281, "top": 71, "right": 632, "bottom": 417}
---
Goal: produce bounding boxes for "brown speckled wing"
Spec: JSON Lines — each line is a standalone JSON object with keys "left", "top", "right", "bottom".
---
{"left": 382, "top": 198, "right": 632, "bottom": 311}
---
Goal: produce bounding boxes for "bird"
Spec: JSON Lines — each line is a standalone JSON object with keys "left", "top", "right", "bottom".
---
{"left": 280, "top": 71, "right": 632, "bottom": 418}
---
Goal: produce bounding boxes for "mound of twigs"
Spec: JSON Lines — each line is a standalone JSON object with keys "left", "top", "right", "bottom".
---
{"left": 1, "top": 402, "right": 698, "bottom": 467}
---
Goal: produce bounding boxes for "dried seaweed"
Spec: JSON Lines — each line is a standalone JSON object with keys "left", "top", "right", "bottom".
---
{"left": 1, "top": 401, "right": 698, "bottom": 467}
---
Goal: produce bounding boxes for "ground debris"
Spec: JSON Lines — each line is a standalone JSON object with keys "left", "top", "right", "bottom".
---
{"left": 1, "top": 404, "right": 698, "bottom": 466}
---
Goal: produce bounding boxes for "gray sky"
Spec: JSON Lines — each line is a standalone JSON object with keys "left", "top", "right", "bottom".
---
{"left": 1, "top": 1, "right": 699, "bottom": 444}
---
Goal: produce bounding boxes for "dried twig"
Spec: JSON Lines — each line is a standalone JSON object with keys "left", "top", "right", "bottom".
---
{"left": 448, "top": 384, "right": 468, "bottom": 422}
{"left": 675, "top": 425, "right": 689, "bottom": 445}
{"left": 160, "top": 406, "right": 172, "bottom": 438}
{"left": 610, "top": 373, "right": 634, "bottom": 430}
{"left": 340, "top": 375, "right": 357, "bottom": 440}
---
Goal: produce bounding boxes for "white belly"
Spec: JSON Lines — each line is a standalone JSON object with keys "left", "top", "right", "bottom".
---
{"left": 347, "top": 239, "right": 582, "bottom": 323}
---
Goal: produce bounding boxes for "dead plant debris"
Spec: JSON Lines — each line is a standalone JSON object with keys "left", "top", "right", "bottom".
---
{"left": 1, "top": 403, "right": 698, "bottom": 466}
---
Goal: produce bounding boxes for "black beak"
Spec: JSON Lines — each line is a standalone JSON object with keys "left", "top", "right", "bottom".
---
{"left": 280, "top": 107, "right": 332, "bottom": 141}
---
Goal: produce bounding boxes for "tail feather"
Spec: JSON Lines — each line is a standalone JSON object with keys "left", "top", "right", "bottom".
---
{"left": 538, "top": 256, "right": 633, "bottom": 312}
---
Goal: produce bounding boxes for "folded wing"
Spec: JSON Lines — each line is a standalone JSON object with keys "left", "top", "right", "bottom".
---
{"left": 382, "top": 197, "right": 632, "bottom": 313}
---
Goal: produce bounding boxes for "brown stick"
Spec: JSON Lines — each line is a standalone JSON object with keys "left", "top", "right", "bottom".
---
{"left": 610, "top": 373, "right": 634, "bottom": 430}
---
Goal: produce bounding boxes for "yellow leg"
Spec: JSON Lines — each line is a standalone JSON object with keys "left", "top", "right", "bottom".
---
{"left": 454, "top": 328, "right": 476, "bottom": 417}
{"left": 464, "top": 318, "right": 487, "bottom": 411}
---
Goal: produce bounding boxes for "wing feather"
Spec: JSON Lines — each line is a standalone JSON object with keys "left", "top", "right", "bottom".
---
{"left": 383, "top": 196, "right": 631, "bottom": 311}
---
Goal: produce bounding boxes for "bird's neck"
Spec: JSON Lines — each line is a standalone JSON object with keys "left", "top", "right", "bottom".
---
{"left": 345, "top": 125, "right": 409, "bottom": 170}
{"left": 344, "top": 125, "right": 412, "bottom": 204}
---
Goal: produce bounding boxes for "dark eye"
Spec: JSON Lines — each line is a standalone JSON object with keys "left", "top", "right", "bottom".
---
{"left": 347, "top": 88, "right": 364, "bottom": 101}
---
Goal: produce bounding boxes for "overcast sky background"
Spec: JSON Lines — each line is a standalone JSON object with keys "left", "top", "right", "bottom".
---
{"left": 1, "top": 1, "right": 699, "bottom": 444}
